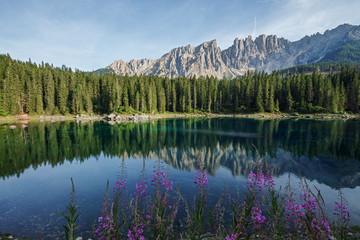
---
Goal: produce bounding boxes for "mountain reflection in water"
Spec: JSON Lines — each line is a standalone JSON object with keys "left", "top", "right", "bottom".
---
{"left": 1, "top": 118, "right": 359, "bottom": 188}
{"left": 1, "top": 118, "right": 360, "bottom": 238}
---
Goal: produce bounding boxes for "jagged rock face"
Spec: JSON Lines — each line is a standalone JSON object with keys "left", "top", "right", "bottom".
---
{"left": 107, "top": 24, "right": 360, "bottom": 78}
{"left": 221, "top": 35, "right": 289, "bottom": 74}
{"left": 109, "top": 40, "right": 234, "bottom": 79}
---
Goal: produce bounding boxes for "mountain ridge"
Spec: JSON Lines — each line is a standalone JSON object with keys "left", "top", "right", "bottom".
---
{"left": 105, "top": 24, "right": 360, "bottom": 78}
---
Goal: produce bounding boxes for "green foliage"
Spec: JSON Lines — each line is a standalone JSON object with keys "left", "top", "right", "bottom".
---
{"left": 88, "top": 164, "right": 351, "bottom": 239}
{"left": 62, "top": 178, "right": 80, "bottom": 240}
{"left": 1, "top": 54, "right": 360, "bottom": 116}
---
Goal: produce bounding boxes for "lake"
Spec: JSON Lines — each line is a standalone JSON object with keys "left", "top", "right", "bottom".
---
{"left": 0, "top": 118, "right": 359, "bottom": 238}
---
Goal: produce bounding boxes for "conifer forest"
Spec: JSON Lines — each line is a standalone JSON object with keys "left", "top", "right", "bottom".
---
{"left": 0, "top": 54, "right": 359, "bottom": 116}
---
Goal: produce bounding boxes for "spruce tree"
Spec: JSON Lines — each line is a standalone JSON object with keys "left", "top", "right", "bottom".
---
{"left": 58, "top": 72, "right": 69, "bottom": 114}
{"left": 135, "top": 91, "right": 140, "bottom": 111}
{"left": 171, "top": 82, "right": 176, "bottom": 112}
{"left": 255, "top": 81, "right": 264, "bottom": 112}
{"left": 44, "top": 69, "right": 55, "bottom": 114}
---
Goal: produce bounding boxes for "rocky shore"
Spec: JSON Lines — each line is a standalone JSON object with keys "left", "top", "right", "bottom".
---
{"left": 0, "top": 112, "right": 359, "bottom": 128}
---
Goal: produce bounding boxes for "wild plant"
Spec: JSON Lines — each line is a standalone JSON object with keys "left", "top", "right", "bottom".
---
{"left": 94, "top": 160, "right": 129, "bottom": 239}
{"left": 62, "top": 178, "right": 80, "bottom": 240}
{"left": 184, "top": 167, "right": 209, "bottom": 239}
{"left": 63, "top": 157, "right": 354, "bottom": 240}
{"left": 94, "top": 180, "right": 116, "bottom": 239}
{"left": 226, "top": 164, "right": 274, "bottom": 239}
{"left": 111, "top": 160, "right": 129, "bottom": 238}
{"left": 264, "top": 173, "right": 286, "bottom": 238}
{"left": 146, "top": 161, "right": 179, "bottom": 239}
{"left": 284, "top": 176, "right": 331, "bottom": 240}
{"left": 333, "top": 188, "right": 351, "bottom": 239}
{"left": 127, "top": 168, "right": 147, "bottom": 240}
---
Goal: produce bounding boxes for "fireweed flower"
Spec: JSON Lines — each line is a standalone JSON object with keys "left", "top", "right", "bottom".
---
{"left": 114, "top": 179, "right": 127, "bottom": 192}
{"left": 225, "top": 233, "right": 237, "bottom": 240}
{"left": 247, "top": 171, "right": 274, "bottom": 189}
{"left": 251, "top": 206, "right": 266, "bottom": 229}
{"left": 264, "top": 174, "right": 275, "bottom": 188}
{"left": 311, "top": 218, "right": 331, "bottom": 237}
{"left": 334, "top": 201, "right": 350, "bottom": 224}
{"left": 94, "top": 213, "right": 116, "bottom": 239}
{"left": 134, "top": 183, "right": 147, "bottom": 196}
{"left": 300, "top": 193, "right": 317, "bottom": 213}
{"left": 285, "top": 200, "right": 305, "bottom": 222}
{"left": 194, "top": 169, "right": 209, "bottom": 190}
{"left": 127, "top": 225, "right": 145, "bottom": 240}
{"left": 151, "top": 170, "right": 173, "bottom": 191}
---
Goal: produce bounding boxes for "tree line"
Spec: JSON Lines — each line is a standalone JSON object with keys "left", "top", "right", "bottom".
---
{"left": 0, "top": 54, "right": 359, "bottom": 115}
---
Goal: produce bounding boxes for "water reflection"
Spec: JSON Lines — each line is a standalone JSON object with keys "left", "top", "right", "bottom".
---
{"left": 1, "top": 118, "right": 359, "bottom": 188}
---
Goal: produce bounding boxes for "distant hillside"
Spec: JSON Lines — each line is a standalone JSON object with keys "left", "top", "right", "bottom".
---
{"left": 93, "top": 68, "right": 115, "bottom": 75}
{"left": 278, "top": 39, "right": 360, "bottom": 75}
{"left": 320, "top": 39, "right": 360, "bottom": 63}
{"left": 280, "top": 62, "right": 360, "bottom": 75}
{"left": 105, "top": 24, "right": 360, "bottom": 78}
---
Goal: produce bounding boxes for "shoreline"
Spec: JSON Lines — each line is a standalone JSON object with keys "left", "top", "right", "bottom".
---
{"left": 0, "top": 112, "right": 359, "bottom": 126}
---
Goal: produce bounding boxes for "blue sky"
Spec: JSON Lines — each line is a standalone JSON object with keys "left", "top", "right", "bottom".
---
{"left": 1, "top": 0, "right": 360, "bottom": 71}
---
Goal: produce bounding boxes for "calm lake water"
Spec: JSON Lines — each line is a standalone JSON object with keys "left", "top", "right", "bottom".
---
{"left": 0, "top": 118, "right": 359, "bottom": 238}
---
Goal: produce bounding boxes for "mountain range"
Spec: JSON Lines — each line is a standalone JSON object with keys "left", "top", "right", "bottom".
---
{"left": 102, "top": 24, "right": 360, "bottom": 78}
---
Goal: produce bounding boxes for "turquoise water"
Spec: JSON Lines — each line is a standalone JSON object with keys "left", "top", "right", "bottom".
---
{"left": 0, "top": 118, "right": 359, "bottom": 238}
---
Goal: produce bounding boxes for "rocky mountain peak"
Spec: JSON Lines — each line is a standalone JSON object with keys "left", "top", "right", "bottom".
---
{"left": 105, "top": 24, "right": 360, "bottom": 78}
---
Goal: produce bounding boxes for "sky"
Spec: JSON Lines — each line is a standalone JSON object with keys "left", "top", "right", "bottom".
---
{"left": 1, "top": 0, "right": 360, "bottom": 71}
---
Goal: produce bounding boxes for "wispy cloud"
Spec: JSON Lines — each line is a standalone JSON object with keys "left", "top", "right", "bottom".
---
{"left": 0, "top": 0, "right": 359, "bottom": 71}
{"left": 252, "top": 17, "right": 257, "bottom": 39}
{"left": 258, "top": 0, "right": 360, "bottom": 41}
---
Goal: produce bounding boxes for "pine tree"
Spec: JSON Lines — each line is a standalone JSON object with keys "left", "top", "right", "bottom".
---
{"left": 72, "top": 80, "right": 83, "bottom": 113}
{"left": 34, "top": 69, "right": 44, "bottom": 113}
{"left": 331, "top": 87, "right": 338, "bottom": 113}
{"left": 135, "top": 91, "right": 140, "bottom": 111}
{"left": 267, "top": 85, "right": 275, "bottom": 113}
{"left": 157, "top": 84, "right": 166, "bottom": 113}
{"left": 123, "top": 84, "right": 129, "bottom": 112}
{"left": 263, "top": 77, "right": 270, "bottom": 111}
{"left": 186, "top": 80, "right": 191, "bottom": 112}
{"left": 164, "top": 78, "right": 172, "bottom": 111}
{"left": 192, "top": 78, "right": 197, "bottom": 112}
{"left": 147, "top": 80, "right": 157, "bottom": 113}
{"left": 255, "top": 81, "right": 264, "bottom": 112}
{"left": 285, "top": 78, "right": 293, "bottom": 112}
{"left": 339, "top": 82, "right": 346, "bottom": 112}
{"left": 245, "top": 75, "right": 253, "bottom": 110}
{"left": 44, "top": 69, "right": 55, "bottom": 114}
{"left": 58, "top": 72, "right": 69, "bottom": 114}
{"left": 3, "top": 64, "right": 21, "bottom": 114}
{"left": 139, "top": 78, "right": 146, "bottom": 112}
{"left": 181, "top": 95, "right": 186, "bottom": 112}
{"left": 275, "top": 99, "right": 280, "bottom": 112}
{"left": 305, "top": 75, "right": 313, "bottom": 104}
{"left": 171, "top": 82, "right": 176, "bottom": 112}
{"left": 84, "top": 80, "right": 93, "bottom": 113}
{"left": 0, "top": 83, "right": 6, "bottom": 116}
